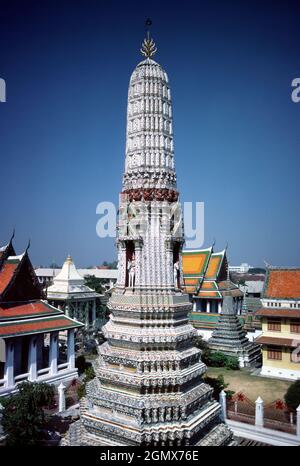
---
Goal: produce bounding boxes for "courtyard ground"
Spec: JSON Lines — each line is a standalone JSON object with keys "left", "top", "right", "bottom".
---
{"left": 206, "top": 367, "right": 292, "bottom": 403}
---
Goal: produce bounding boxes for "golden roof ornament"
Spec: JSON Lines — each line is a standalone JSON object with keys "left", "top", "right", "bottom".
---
{"left": 140, "top": 18, "right": 157, "bottom": 58}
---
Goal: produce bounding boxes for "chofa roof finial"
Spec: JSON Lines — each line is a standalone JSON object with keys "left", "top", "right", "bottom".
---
{"left": 140, "top": 18, "right": 157, "bottom": 58}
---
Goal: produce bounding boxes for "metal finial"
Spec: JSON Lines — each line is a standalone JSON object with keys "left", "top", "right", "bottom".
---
{"left": 25, "top": 239, "right": 31, "bottom": 253}
{"left": 140, "top": 18, "right": 157, "bottom": 58}
{"left": 10, "top": 228, "right": 15, "bottom": 243}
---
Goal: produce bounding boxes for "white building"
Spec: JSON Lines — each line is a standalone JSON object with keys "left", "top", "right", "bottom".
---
{"left": 229, "top": 263, "right": 252, "bottom": 274}
{"left": 46, "top": 255, "right": 103, "bottom": 331}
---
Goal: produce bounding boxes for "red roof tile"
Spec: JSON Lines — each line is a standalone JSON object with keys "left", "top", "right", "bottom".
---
{"left": 255, "top": 336, "right": 300, "bottom": 347}
{"left": 0, "top": 301, "right": 60, "bottom": 321}
{"left": 0, "top": 262, "right": 18, "bottom": 294}
{"left": 0, "top": 316, "right": 82, "bottom": 338}
{"left": 265, "top": 269, "right": 300, "bottom": 299}
{"left": 255, "top": 308, "right": 300, "bottom": 318}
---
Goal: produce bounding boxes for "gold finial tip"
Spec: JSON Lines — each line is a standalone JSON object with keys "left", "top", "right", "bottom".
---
{"left": 140, "top": 37, "right": 157, "bottom": 58}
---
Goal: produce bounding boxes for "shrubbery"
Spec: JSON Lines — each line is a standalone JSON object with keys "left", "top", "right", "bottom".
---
{"left": 1, "top": 381, "right": 54, "bottom": 446}
{"left": 193, "top": 336, "right": 240, "bottom": 370}
{"left": 284, "top": 380, "right": 300, "bottom": 411}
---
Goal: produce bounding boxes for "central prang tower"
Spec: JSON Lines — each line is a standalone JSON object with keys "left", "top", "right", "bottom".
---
{"left": 64, "top": 28, "right": 233, "bottom": 447}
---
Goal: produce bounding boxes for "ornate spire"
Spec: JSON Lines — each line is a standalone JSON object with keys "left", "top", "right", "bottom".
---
{"left": 140, "top": 18, "right": 157, "bottom": 58}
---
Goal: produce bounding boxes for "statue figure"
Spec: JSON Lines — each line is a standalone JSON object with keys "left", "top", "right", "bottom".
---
{"left": 173, "top": 260, "right": 179, "bottom": 288}
{"left": 128, "top": 253, "right": 136, "bottom": 288}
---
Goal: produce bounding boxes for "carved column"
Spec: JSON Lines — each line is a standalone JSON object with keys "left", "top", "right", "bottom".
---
{"left": 67, "top": 328, "right": 75, "bottom": 370}
{"left": 28, "top": 336, "right": 37, "bottom": 381}
{"left": 4, "top": 339, "right": 14, "bottom": 388}
{"left": 49, "top": 332, "right": 58, "bottom": 376}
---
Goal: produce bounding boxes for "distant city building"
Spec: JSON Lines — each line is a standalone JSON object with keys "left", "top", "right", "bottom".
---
{"left": 255, "top": 267, "right": 300, "bottom": 380}
{"left": 35, "top": 266, "right": 118, "bottom": 290}
{"left": 229, "top": 263, "right": 252, "bottom": 273}
{"left": 46, "top": 255, "right": 103, "bottom": 332}
{"left": 0, "top": 236, "right": 82, "bottom": 397}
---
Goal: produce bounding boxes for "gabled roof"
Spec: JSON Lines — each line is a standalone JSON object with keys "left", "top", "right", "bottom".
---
{"left": 182, "top": 246, "right": 242, "bottom": 298}
{"left": 0, "top": 251, "right": 44, "bottom": 301}
{"left": 263, "top": 267, "right": 300, "bottom": 300}
{"left": 204, "top": 250, "right": 226, "bottom": 280}
{"left": 0, "top": 256, "right": 23, "bottom": 295}
{"left": 0, "top": 239, "right": 83, "bottom": 339}
{"left": 182, "top": 247, "right": 212, "bottom": 279}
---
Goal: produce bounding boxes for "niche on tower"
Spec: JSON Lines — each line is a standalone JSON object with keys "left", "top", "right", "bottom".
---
{"left": 125, "top": 240, "right": 136, "bottom": 289}
{"left": 173, "top": 242, "right": 181, "bottom": 289}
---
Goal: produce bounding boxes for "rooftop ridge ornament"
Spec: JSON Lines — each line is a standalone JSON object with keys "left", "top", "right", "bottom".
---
{"left": 140, "top": 18, "right": 157, "bottom": 58}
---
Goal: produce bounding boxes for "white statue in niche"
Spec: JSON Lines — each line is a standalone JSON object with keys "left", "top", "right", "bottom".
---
{"left": 128, "top": 253, "right": 136, "bottom": 288}
{"left": 173, "top": 260, "right": 180, "bottom": 288}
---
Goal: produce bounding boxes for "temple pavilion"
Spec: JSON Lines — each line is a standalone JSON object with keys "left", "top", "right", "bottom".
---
{"left": 255, "top": 267, "right": 300, "bottom": 380}
{"left": 0, "top": 235, "right": 83, "bottom": 397}
{"left": 46, "top": 255, "right": 102, "bottom": 332}
{"left": 182, "top": 247, "right": 243, "bottom": 331}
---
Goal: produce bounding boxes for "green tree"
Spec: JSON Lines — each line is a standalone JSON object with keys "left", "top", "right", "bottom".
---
{"left": 84, "top": 276, "right": 105, "bottom": 294}
{"left": 205, "top": 374, "right": 229, "bottom": 400}
{"left": 1, "top": 381, "right": 54, "bottom": 446}
{"left": 284, "top": 380, "right": 300, "bottom": 411}
{"left": 225, "top": 356, "right": 240, "bottom": 370}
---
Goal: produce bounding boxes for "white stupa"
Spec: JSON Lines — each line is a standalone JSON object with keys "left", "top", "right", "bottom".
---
{"left": 47, "top": 255, "right": 102, "bottom": 330}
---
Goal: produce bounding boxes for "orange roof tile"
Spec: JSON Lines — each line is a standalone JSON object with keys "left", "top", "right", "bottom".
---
{"left": 265, "top": 269, "right": 300, "bottom": 299}
{"left": 182, "top": 249, "right": 211, "bottom": 277}
{"left": 198, "top": 291, "right": 220, "bottom": 297}
{"left": 205, "top": 254, "right": 222, "bottom": 280}
{"left": 201, "top": 281, "right": 217, "bottom": 290}
{"left": 0, "top": 262, "right": 18, "bottom": 294}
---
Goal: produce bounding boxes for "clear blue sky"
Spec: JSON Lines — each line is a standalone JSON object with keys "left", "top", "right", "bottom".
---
{"left": 0, "top": 0, "right": 299, "bottom": 267}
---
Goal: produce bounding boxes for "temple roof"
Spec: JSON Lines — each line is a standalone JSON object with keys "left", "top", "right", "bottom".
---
{"left": 0, "top": 300, "right": 60, "bottom": 321}
{"left": 0, "top": 250, "right": 44, "bottom": 302}
{"left": 0, "top": 237, "right": 83, "bottom": 338}
{"left": 0, "top": 314, "right": 81, "bottom": 338}
{"left": 182, "top": 247, "right": 242, "bottom": 298}
{"left": 263, "top": 268, "right": 300, "bottom": 300}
